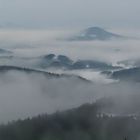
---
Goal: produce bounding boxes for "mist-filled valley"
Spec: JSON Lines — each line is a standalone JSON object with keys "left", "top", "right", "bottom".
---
{"left": 0, "top": 27, "right": 140, "bottom": 139}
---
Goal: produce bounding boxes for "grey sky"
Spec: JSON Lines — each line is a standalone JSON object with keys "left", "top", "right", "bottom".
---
{"left": 0, "top": 0, "right": 139, "bottom": 29}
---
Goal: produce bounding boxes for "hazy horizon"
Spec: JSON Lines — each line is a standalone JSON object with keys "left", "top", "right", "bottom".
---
{"left": 0, "top": 0, "right": 140, "bottom": 29}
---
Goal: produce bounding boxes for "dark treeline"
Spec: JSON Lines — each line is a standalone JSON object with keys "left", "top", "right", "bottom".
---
{"left": 0, "top": 101, "right": 140, "bottom": 140}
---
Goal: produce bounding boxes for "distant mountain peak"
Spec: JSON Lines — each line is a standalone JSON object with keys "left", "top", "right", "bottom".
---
{"left": 84, "top": 27, "right": 108, "bottom": 34}
{"left": 69, "top": 26, "right": 124, "bottom": 41}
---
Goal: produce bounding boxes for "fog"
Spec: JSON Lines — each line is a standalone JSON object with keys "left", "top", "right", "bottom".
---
{"left": 0, "top": 0, "right": 140, "bottom": 139}
{"left": 0, "top": 69, "right": 138, "bottom": 123}
{"left": 0, "top": 29, "right": 139, "bottom": 123}
{"left": 0, "top": 29, "right": 140, "bottom": 64}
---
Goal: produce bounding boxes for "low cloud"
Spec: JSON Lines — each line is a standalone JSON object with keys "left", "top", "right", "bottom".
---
{"left": 0, "top": 29, "right": 139, "bottom": 123}
{"left": 0, "top": 70, "right": 139, "bottom": 123}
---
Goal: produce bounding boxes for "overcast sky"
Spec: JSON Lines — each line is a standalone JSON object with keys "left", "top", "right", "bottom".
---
{"left": 0, "top": 0, "right": 139, "bottom": 29}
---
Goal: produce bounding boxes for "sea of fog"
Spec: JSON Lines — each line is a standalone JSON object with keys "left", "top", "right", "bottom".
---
{"left": 0, "top": 29, "right": 139, "bottom": 123}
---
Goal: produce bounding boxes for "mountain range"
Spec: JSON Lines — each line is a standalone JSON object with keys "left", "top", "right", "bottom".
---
{"left": 102, "top": 67, "right": 140, "bottom": 82}
{"left": 39, "top": 54, "right": 121, "bottom": 70}
{"left": 0, "top": 65, "right": 89, "bottom": 82}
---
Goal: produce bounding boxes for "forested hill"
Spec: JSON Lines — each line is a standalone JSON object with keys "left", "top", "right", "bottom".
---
{"left": 0, "top": 102, "right": 139, "bottom": 140}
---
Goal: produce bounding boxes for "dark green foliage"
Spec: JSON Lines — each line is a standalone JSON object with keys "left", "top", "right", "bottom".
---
{"left": 0, "top": 102, "right": 139, "bottom": 140}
